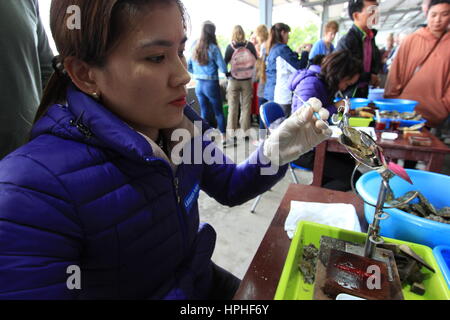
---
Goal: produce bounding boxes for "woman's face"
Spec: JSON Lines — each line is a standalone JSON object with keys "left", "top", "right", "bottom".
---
{"left": 338, "top": 74, "right": 360, "bottom": 91}
{"left": 92, "top": 3, "right": 190, "bottom": 137}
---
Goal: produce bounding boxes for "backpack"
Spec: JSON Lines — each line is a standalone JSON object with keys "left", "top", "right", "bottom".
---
{"left": 230, "top": 42, "right": 256, "bottom": 80}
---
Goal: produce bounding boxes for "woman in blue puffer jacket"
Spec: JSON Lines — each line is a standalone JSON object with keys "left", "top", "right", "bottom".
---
{"left": 0, "top": 0, "right": 332, "bottom": 300}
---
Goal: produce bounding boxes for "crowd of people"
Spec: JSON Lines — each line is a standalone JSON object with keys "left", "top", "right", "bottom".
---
{"left": 0, "top": 0, "right": 448, "bottom": 300}
{"left": 187, "top": 0, "right": 449, "bottom": 190}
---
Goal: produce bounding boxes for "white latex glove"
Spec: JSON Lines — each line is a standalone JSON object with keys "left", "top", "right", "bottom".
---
{"left": 263, "top": 98, "right": 332, "bottom": 166}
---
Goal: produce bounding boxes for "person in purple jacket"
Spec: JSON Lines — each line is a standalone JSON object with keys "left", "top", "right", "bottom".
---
{"left": 0, "top": 0, "right": 331, "bottom": 300}
{"left": 289, "top": 50, "right": 363, "bottom": 191}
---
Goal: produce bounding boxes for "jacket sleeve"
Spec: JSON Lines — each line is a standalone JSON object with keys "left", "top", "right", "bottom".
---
{"left": 224, "top": 45, "right": 233, "bottom": 66}
{"left": 0, "top": 155, "right": 83, "bottom": 299}
{"left": 213, "top": 46, "right": 228, "bottom": 74}
{"left": 34, "top": 0, "right": 54, "bottom": 87}
{"left": 200, "top": 143, "right": 288, "bottom": 207}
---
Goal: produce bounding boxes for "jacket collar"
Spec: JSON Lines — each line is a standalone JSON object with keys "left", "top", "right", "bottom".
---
{"left": 31, "top": 85, "right": 202, "bottom": 165}
{"left": 352, "top": 24, "right": 378, "bottom": 39}
{"left": 309, "top": 64, "right": 321, "bottom": 74}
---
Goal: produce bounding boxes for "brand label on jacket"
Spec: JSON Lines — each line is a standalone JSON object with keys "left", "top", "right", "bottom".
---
{"left": 184, "top": 183, "right": 200, "bottom": 213}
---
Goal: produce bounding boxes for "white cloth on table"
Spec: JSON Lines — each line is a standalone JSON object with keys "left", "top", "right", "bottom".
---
{"left": 284, "top": 201, "right": 362, "bottom": 239}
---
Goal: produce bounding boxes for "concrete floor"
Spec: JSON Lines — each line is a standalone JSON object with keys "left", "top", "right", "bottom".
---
{"left": 198, "top": 127, "right": 450, "bottom": 280}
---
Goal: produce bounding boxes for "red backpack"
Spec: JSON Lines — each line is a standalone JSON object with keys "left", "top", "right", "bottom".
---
{"left": 230, "top": 42, "right": 256, "bottom": 80}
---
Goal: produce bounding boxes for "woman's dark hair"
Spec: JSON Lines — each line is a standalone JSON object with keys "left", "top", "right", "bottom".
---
{"left": 319, "top": 50, "right": 363, "bottom": 95}
{"left": 310, "top": 54, "right": 325, "bottom": 66}
{"left": 35, "top": 0, "right": 187, "bottom": 124}
{"left": 193, "top": 21, "right": 218, "bottom": 66}
{"left": 267, "top": 23, "right": 290, "bottom": 52}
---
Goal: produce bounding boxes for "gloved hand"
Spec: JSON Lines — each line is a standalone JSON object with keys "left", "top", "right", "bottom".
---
{"left": 263, "top": 98, "right": 332, "bottom": 166}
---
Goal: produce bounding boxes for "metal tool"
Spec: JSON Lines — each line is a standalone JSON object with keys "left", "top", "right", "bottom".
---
{"left": 293, "top": 92, "right": 330, "bottom": 127}
{"left": 334, "top": 98, "right": 418, "bottom": 258}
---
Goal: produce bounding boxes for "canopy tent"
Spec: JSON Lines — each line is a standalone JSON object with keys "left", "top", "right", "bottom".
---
{"left": 238, "top": 0, "right": 425, "bottom": 35}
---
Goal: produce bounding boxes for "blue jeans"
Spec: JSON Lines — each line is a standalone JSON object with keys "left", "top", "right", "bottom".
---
{"left": 195, "top": 80, "right": 226, "bottom": 134}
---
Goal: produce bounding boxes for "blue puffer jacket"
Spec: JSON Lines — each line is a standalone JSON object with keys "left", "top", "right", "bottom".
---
{"left": 0, "top": 85, "right": 287, "bottom": 299}
{"left": 289, "top": 64, "right": 337, "bottom": 116}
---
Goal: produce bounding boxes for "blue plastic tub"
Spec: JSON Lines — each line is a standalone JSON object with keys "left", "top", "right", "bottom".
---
{"left": 433, "top": 246, "right": 450, "bottom": 289}
{"left": 349, "top": 98, "right": 371, "bottom": 109}
{"left": 356, "top": 169, "right": 450, "bottom": 248}
{"left": 374, "top": 99, "right": 418, "bottom": 112}
{"left": 368, "top": 88, "right": 385, "bottom": 101}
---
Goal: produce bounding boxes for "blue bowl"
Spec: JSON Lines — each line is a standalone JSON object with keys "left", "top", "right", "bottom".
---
{"left": 356, "top": 169, "right": 450, "bottom": 248}
{"left": 349, "top": 98, "right": 371, "bottom": 110}
{"left": 368, "top": 88, "right": 385, "bottom": 101}
{"left": 374, "top": 99, "right": 418, "bottom": 112}
{"left": 433, "top": 246, "right": 450, "bottom": 289}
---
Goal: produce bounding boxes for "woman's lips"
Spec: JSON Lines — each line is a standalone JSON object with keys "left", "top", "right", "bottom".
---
{"left": 169, "top": 97, "right": 187, "bottom": 107}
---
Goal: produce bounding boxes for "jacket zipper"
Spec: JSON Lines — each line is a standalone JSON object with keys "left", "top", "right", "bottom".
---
{"left": 174, "top": 177, "right": 181, "bottom": 204}
{"left": 144, "top": 157, "right": 187, "bottom": 254}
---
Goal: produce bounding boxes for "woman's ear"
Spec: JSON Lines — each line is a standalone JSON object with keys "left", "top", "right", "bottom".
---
{"left": 64, "top": 57, "right": 100, "bottom": 96}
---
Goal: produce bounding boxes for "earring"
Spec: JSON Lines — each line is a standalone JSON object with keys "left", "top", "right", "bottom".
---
{"left": 92, "top": 92, "right": 100, "bottom": 101}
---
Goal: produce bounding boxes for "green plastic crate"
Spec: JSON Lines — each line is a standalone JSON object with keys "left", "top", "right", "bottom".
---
{"left": 274, "top": 221, "right": 450, "bottom": 300}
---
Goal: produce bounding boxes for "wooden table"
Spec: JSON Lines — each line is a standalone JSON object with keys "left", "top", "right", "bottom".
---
{"left": 312, "top": 129, "right": 450, "bottom": 187}
{"left": 233, "top": 184, "right": 367, "bottom": 300}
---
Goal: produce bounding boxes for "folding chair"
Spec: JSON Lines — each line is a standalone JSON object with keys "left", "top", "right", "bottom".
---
{"left": 250, "top": 102, "right": 311, "bottom": 213}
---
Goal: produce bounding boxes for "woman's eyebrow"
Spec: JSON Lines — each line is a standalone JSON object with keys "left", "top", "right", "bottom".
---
{"left": 138, "top": 36, "right": 188, "bottom": 49}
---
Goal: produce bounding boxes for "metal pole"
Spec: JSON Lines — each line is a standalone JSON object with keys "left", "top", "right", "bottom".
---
{"left": 364, "top": 177, "right": 389, "bottom": 258}
{"left": 260, "top": 0, "right": 273, "bottom": 27}
{"left": 320, "top": 1, "right": 329, "bottom": 39}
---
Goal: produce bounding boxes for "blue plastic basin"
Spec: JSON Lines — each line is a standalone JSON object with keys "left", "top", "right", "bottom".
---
{"left": 356, "top": 169, "right": 450, "bottom": 248}
{"left": 368, "top": 88, "right": 385, "bottom": 101}
{"left": 433, "top": 246, "right": 450, "bottom": 289}
{"left": 374, "top": 99, "right": 418, "bottom": 112}
{"left": 349, "top": 98, "right": 371, "bottom": 110}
